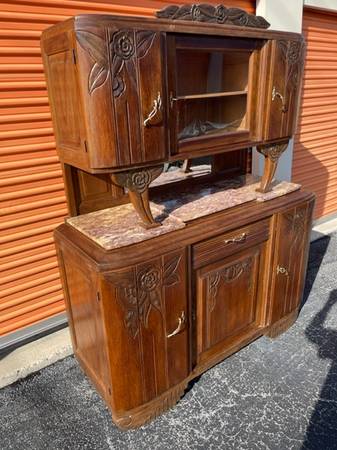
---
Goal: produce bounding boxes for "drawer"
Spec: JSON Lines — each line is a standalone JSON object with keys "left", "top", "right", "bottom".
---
{"left": 193, "top": 218, "right": 270, "bottom": 269}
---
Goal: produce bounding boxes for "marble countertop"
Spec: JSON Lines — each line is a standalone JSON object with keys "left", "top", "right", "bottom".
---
{"left": 67, "top": 172, "right": 300, "bottom": 250}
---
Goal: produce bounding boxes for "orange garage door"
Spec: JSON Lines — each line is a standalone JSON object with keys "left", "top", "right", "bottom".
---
{"left": 293, "top": 7, "right": 337, "bottom": 220}
{"left": 0, "top": 0, "right": 255, "bottom": 337}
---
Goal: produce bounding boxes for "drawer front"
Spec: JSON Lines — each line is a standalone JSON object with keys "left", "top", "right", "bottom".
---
{"left": 193, "top": 218, "right": 270, "bottom": 269}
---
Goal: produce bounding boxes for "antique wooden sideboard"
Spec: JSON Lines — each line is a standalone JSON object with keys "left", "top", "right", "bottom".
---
{"left": 41, "top": 5, "right": 314, "bottom": 429}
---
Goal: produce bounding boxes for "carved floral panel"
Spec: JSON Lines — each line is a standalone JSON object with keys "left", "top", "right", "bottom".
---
{"left": 105, "top": 253, "right": 182, "bottom": 338}
{"left": 207, "top": 256, "right": 253, "bottom": 312}
{"left": 76, "top": 28, "right": 157, "bottom": 96}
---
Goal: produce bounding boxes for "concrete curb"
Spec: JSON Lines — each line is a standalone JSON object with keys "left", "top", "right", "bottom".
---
{"left": 0, "top": 328, "right": 73, "bottom": 389}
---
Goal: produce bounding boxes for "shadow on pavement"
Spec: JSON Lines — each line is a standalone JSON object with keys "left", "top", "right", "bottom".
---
{"left": 302, "top": 289, "right": 337, "bottom": 450}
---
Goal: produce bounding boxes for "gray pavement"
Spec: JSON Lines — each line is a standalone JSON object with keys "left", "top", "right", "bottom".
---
{"left": 1, "top": 233, "right": 337, "bottom": 450}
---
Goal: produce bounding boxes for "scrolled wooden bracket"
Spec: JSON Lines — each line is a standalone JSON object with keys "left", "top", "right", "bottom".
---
{"left": 111, "top": 166, "right": 163, "bottom": 229}
{"left": 256, "top": 142, "right": 289, "bottom": 193}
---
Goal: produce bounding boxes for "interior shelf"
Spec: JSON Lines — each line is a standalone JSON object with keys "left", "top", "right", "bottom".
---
{"left": 176, "top": 91, "right": 248, "bottom": 100}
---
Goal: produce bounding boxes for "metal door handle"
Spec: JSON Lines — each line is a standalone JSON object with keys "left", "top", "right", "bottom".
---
{"left": 167, "top": 311, "right": 186, "bottom": 338}
{"left": 224, "top": 232, "right": 247, "bottom": 244}
{"left": 144, "top": 92, "right": 162, "bottom": 127}
{"left": 272, "top": 86, "right": 288, "bottom": 113}
{"left": 277, "top": 265, "right": 289, "bottom": 276}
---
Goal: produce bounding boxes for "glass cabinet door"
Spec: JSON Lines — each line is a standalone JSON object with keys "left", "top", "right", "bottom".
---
{"left": 167, "top": 35, "right": 263, "bottom": 156}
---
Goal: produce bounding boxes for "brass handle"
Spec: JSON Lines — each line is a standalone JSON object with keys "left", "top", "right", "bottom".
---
{"left": 170, "top": 91, "right": 177, "bottom": 109}
{"left": 224, "top": 232, "right": 247, "bottom": 244}
{"left": 167, "top": 311, "right": 186, "bottom": 338}
{"left": 144, "top": 92, "right": 162, "bottom": 127}
{"left": 277, "top": 265, "right": 289, "bottom": 276}
{"left": 272, "top": 86, "right": 288, "bottom": 113}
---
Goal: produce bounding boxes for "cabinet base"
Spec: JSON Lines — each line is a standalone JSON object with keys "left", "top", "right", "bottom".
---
{"left": 112, "top": 379, "right": 189, "bottom": 430}
{"left": 110, "top": 311, "right": 300, "bottom": 429}
{"left": 265, "top": 309, "right": 299, "bottom": 339}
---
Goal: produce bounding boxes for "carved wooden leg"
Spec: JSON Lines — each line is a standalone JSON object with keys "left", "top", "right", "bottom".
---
{"left": 256, "top": 142, "right": 288, "bottom": 193}
{"left": 111, "top": 166, "right": 163, "bottom": 229}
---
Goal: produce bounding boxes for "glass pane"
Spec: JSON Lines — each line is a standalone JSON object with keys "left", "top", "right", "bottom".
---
{"left": 177, "top": 95, "right": 247, "bottom": 141}
{"left": 176, "top": 50, "right": 250, "bottom": 97}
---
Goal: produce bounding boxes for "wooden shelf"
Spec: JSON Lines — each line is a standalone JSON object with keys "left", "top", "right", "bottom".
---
{"left": 176, "top": 91, "right": 247, "bottom": 101}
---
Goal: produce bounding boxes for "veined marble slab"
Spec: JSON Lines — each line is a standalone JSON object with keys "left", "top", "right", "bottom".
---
{"left": 67, "top": 174, "right": 301, "bottom": 250}
{"left": 67, "top": 203, "right": 185, "bottom": 250}
{"left": 152, "top": 174, "right": 301, "bottom": 223}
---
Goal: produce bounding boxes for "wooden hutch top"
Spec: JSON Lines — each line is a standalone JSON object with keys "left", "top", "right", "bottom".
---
{"left": 41, "top": 5, "right": 305, "bottom": 229}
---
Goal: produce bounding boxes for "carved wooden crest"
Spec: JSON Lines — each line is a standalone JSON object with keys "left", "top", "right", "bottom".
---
{"left": 156, "top": 4, "right": 270, "bottom": 29}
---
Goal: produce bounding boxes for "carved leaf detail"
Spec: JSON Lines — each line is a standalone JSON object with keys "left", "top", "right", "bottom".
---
{"left": 76, "top": 31, "right": 109, "bottom": 95}
{"left": 278, "top": 40, "right": 305, "bottom": 91}
{"left": 77, "top": 28, "right": 158, "bottom": 96}
{"left": 88, "top": 63, "right": 109, "bottom": 94}
{"left": 163, "top": 254, "right": 182, "bottom": 287}
{"left": 136, "top": 30, "right": 156, "bottom": 59}
{"left": 104, "top": 272, "right": 139, "bottom": 338}
{"left": 105, "top": 254, "right": 182, "bottom": 338}
{"left": 207, "top": 258, "right": 253, "bottom": 312}
{"left": 207, "top": 272, "right": 221, "bottom": 312}
{"left": 76, "top": 30, "right": 107, "bottom": 66}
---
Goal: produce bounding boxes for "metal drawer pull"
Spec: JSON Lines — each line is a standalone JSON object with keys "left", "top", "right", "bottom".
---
{"left": 144, "top": 92, "right": 162, "bottom": 127}
{"left": 224, "top": 232, "right": 247, "bottom": 244}
{"left": 277, "top": 265, "right": 289, "bottom": 276}
{"left": 167, "top": 311, "right": 186, "bottom": 338}
{"left": 272, "top": 86, "right": 288, "bottom": 113}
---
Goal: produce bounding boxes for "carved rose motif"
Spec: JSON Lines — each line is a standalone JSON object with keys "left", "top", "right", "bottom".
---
{"left": 106, "top": 254, "right": 182, "bottom": 337}
{"left": 138, "top": 267, "right": 161, "bottom": 292}
{"left": 113, "top": 31, "right": 134, "bottom": 60}
{"left": 215, "top": 5, "right": 227, "bottom": 23}
{"left": 130, "top": 171, "right": 151, "bottom": 193}
{"left": 288, "top": 42, "right": 301, "bottom": 65}
{"left": 191, "top": 5, "right": 202, "bottom": 21}
{"left": 112, "top": 75, "right": 125, "bottom": 97}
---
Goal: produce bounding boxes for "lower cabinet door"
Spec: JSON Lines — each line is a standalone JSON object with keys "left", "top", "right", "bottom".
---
{"left": 269, "top": 198, "right": 314, "bottom": 323}
{"left": 195, "top": 244, "right": 267, "bottom": 364}
{"left": 101, "top": 248, "right": 189, "bottom": 412}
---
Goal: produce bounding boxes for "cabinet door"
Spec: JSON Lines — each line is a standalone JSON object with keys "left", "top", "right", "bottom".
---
{"left": 263, "top": 39, "right": 305, "bottom": 141}
{"left": 101, "top": 248, "right": 189, "bottom": 412}
{"left": 166, "top": 34, "right": 262, "bottom": 156}
{"left": 195, "top": 244, "right": 267, "bottom": 365}
{"left": 269, "top": 198, "right": 314, "bottom": 324}
{"left": 75, "top": 26, "right": 167, "bottom": 169}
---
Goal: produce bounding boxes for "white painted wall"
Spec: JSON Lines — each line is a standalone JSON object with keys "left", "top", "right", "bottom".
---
{"left": 256, "top": 0, "right": 304, "bottom": 33}
{"left": 252, "top": 0, "right": 304, "bottom": 181}
{"left": 304, "top": 0, "right": 337, "bottom": 12}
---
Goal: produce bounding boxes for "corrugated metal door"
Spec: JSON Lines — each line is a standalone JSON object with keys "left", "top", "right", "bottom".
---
{"left": 0, "top": 0, "right": 255, "bottom": 336}
{"left": 293, "top": 8, "right": 337, "bottom": 219}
